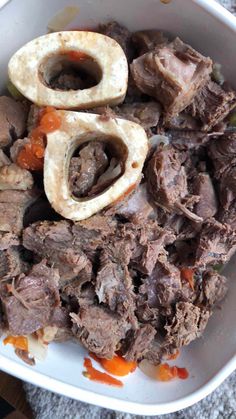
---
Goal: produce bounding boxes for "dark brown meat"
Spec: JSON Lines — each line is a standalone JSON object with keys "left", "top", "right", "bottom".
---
{"left": 99, "top": 21, "right": 132, "bottom": 61}
{"left": 218, "top": 166, "right": 236, "bottom": 211}
{"left": 107, "top": 183, "right": 156, "bottom": 224}
{"left": 165, "top": 112, "right": 200, "bottom": 131}
{"left": 208, "top": 132, "right": 236, "bottom": 179}
{"left": 69, "top": 142, "right": 109, "bottom": 198}
{"left": 0, "top": 96, "right": 28, "bottom": 148}
{"left": 195, "top": 219, "right": 236, "bottom": 266}
{"left": 188, "top": 80, "right": 236, "bottom": 131}
{"left": 0, "top": 189, "right": 39, "bottom": 235}
{"left": 50, "top": 72, "right": 84, "bottom": 91}
{"left": 23, "top": 216, "right": 117, "bottom": 282}
{"left": 169, "top": 130, "right": 210, "bottom": 151}
{"left": 199, "top": 270, "right": 228, "bottom": 307}
{"left": 0, "top": 261, "right": 60, "bottom": 335}
{"left": 146, "top": 146, "right": 202, "bottom": 222}
{"left": 164, "top": 301, "right": 211, "bottom": 350}
{"left": 130, "top": 38, "right": 212, "bottom": 119}
{"left": 192, "top": 173, "right": 218, "bottom": 219}
{"left": 139, "top": 256, "right": 181, "bottom": 308}
{"left": 132, "top": 30, "right": 168, "bottom": 55}
{"left": 70, "top": 305, "right": 130, "bottom": 358}
{"left": 0, "top": 247, "right": 26, "bottom": 280}
{"left": 0, "top": 150, "right": 10, "bottom": 167}
{"left": 95, "top": 249, "right": 136, "bottom": 322}
{"left": 114, "top": 101, "right": 161, "bottom": 131}
{"left": 124, "top": 325, "right": 156, "bottom": 361}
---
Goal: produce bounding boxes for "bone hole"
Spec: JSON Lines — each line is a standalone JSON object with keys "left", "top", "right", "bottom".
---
{"left": 39, "top": 52, "right": 102, "bottom": 91}
{"left": 68, "top": 134, "right": 128, "bottom": 200}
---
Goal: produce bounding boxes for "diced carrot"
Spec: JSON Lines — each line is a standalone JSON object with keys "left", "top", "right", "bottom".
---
{"left": 4, "top": 335, "right": 28, "bottom": 351}
{"left": 166, "top": 350, "right": 180, "bottom": 360}
{"left": 181, "top": 268, "right": 195, "bottom": 290}
{"left": 89, "top": 353, "right": 137, "bottom": 376}
{"left": 83, "top": 358, "right": 123, "bottom": 387}
{"left": 177, "top": 367, "right": 189, "bottom": 380}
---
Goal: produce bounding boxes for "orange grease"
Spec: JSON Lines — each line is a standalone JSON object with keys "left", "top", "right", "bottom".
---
{"left": 156, "top": 363, "right": 189, "bottom": 381}
{"left": 181, "top": 268, "right": 195, "bottom": 290}
{"left": 83, "top": 358, "right": 123, "bottom": 387}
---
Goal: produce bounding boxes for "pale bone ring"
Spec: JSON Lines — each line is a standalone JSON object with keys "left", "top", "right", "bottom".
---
{"left": 8, "top": 31, "right": 128, "bottom": 109}
{"left": 44, "top": 111, "right": 148, "bottom": 221}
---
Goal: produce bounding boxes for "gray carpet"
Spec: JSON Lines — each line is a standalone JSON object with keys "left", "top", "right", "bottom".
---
{"left": 24, "top": 0, "right": 236, "bottom": 417}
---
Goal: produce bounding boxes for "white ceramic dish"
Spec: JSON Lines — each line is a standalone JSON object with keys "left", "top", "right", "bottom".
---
{"left": 0, "top": 0, "right": 236, "bottom": 415}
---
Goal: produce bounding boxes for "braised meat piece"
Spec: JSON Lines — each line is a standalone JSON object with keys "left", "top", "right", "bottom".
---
{"left": 124, "top": 325, "right": 156, "bottom": 361}
{"left": 0, "top": 261, "right": 60, "bottom": 335}
{"left": 169, "top": 130, "right": 209, "bottom": 151}
{"left": 0, "top": 96, "right": 28, "bottom": 148}
{"left": 208, "top": 132, "right": 236, "bottom": 179}
{"left": 198, "top": 270, "right": 228, "bottom": 307}
{"left": 146, "top": 146, "right": 202, "bottom": 222}
{"left": 69, "top": 141, "right": 109, "bottom": 198}
{"left": 164, "top": 302, "right": 210, "bottom": 351}
{"left": 195, "top": 219, "right": 236, "bottom": 266}
{"left": 188, "top": 80, "right": 236, "bottom": 131}
{"left": 132, "top": 30, "right": 168, "bottom": 55}
{"left": 191, "top": 173, "right": 218, "bottom": 219}
{"left": 0, "top": 189, "right": 39, "bottom": 235}
{"left": 70, "top": 305, "right": 130, "bottom": 359}
{"left": 131, "top": 37, "right": 212, "bottom": 119}
{"left": 115, "top": 101, "right": 161, "bottom": 132}
{"left": 99, "top": 21, "right": 133, "bottom": 61}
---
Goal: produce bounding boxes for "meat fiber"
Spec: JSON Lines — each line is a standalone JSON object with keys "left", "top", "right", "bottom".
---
{"left": 131, "top": 38, "right": 212, "bottom": 119}
{"left": 191, "top": 173, "right": 218, "bottom": 219}
{"left": 132, "top": 30, "right": 168, "bottom": 55}
{"left": 0, "top": 96, "right": 28, "bottom": 148}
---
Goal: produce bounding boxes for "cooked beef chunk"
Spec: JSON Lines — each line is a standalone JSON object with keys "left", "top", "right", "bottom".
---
{"left": 146, "top": 146, "right": 202, "bottom": 222}
{"left": 0, "top": 247, "right": 26, "bottom": 280}
{"left": 99, "top": 21, "right": 132, "bottom": 61}
{"left": 188, "top": 80, "right": 236, "bottom": 131}
{"left": 139, "top": 255, "right": 181, "bottom": 308}
{"left": 114, "top": 101, "right": 161, "bottom": 131}
{"left": 0, "top": 150, "right": 10, "bottom": 167}
{"left": 107, "top": 183, "right": 156, "bottom": 223}
{"left": 197, "top": 270, "right": 228, "bottom": 307}
{"left": 218, "top": 205, "right": 236, "bottom": 230}
{"left": 0, "top": 189, "right": 39, "bottom": 234}
{"left": 169, "top": 130, "right": 209, "bottom": 151}
{"left": 164, "top": 302, "right": 210, "bottom": 350}
{"left": 0, "top": 96, "right": 28, "bottom": 148}
{"left": 70, "top": 305, "right": 130, "bottom": 358}
{"left": 218, "top": 165, "right": 236, "bottom": 211}
{"left": 69, "top": 142, "right": 109, "bottom": 198}
{"left": 191, "top": 173, "right": 218, "bottom": 219}
{"left": 124, "top": 325, "right": 156, "bottom": 361}
{"left": 23, "top": 216, "right": 116, "bottom": 282}
{"left": 0, "top": 261, "right": 60, "bottom": 335}
{"left": 155, "top": 208, "right": 201, "bottom": 240}
{"left": 0, "top": 232, "right": 19, "bottom": 250}
{"left": 23, "top": 220, "right": 92, "bottom": 283}
{"left": 10, "top": 137, "right": 30, "bottom": 162}
{"left": 165, "top": 113, "right": 200, "bottom": 131}
{"left": 0, "top": 163, "right": 33, "bottom": 191}
{"left": 95, "top": 249, "right": 136, "bottom": 322}
{"left": 195, "top": 219, "right": 236, "bottom": 266}
{"left": 208, "top": 132, "right": 236, "bottom": 179}
{"left": 132, "top": 30, "right": 168, "bottom": 55}
{"left": 131, "top": 38, "right": 212, "bottom": 119}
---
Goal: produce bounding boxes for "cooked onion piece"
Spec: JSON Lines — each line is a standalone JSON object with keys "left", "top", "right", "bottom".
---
{"left": 44, "top": 111, "right": 148, "bottom": 221}
{"left": 8, "top": 31, "right": 128, "bottom": 109}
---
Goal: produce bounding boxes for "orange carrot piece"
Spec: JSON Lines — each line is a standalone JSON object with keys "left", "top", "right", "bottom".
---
{"left": 89, "top": 353, "right": 137, "bottom": 376}
{"left": 181, "top": 268, "right": 195, "bottom": 290}
{"left": 4, "top": 335, "right": 28, "bottom": 351}
{"left": 40, "top": 110, "right": 61, "bottom": 133}
{"left": 83, "top": 358, "right": 123, "bottom": 387}
{"left": 177, "top": 367, "right": 189, "bottom": 380}
{"left": 156, "top": 363, "right": 178, "bottom": 381}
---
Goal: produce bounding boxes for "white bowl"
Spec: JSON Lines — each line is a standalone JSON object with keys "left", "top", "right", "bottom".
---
{"left": 1, "top": 0, "right": 236, "bottom": 415}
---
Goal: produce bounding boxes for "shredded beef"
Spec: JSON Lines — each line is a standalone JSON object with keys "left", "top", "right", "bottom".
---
{"left": 70, "top": 305, "right": 130, "bottom": 358}
{"left": 191, "top": 173, "right": 218, "bottom": 219}
{"left": 195, "top": 219, "right": 236, "bottom": 266}
{"left": 114, "top": 101, "right": 161, "bottom": 132}
{"left": 188, "top": 80, "right": 236, "bottom": 131}
{"left": 164, "top": 302, "right": 211, "bottom": 351}
{"left": 132, "top": 30, "right": 168, "bottom": 55}
{"left": 99, "top": 21, "right": 133, "bottom": 62}
{"left": 131, "top": 38, "right": 212, "bottom": 119}
{"left": 0, "top": 96, "right": 28, "bottom": 148}
{"left": 197, "top": 270, "right": 228, "bottom": 307}
{"left": 124, "top": 324, "right": 156, "bottom": 361}
{"left": 0, "top": 261, "right": 60, "bottom": 335}
{"left": 208, "top": 132, "right": 236, "bottom": 179}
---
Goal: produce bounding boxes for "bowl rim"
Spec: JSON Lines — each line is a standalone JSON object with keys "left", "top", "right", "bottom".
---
{"left": 1, "top": 0, "right": 236, "bottom": 415}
